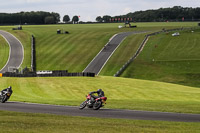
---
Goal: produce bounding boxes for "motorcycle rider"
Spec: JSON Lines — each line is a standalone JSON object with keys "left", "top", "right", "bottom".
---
{"left": 89, "top": 89, "right": 104, "bottom": 103}
{"left": 0, "top": 86, "right": 13, "bottom": 95}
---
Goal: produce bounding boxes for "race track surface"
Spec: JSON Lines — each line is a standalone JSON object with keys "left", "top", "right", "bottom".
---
{"left": 0, "top": 102, "right": 200, "bottom": 122}
{"left": 0, "top": 30, "right": 24, "bottom": 73}
{"left": 83, "top": 31, "right": 147, "bottom": 75}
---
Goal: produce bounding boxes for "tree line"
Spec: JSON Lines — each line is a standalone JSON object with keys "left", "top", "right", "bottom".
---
{"left": 96, "top": 6, "right": 200, "bottom": 22}
{"left": 0, "top": 11, "right": 79, "bottom": 25}
{"left": 0, "top": 11, "right": 60, "bottom": 24}
{"left": 1, "top": 6, "right": 199, "bottom": 24}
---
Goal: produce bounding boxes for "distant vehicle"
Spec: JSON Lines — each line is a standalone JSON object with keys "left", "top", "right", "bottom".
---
{"left": 12, "top": 25, "right": 22, "bottom": 30}
{"left": 172, "top": 32, "right": 180, "bottom": 36}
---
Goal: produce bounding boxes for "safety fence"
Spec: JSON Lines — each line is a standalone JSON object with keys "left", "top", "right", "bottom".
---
{"left": 114, "top": 27, "right": 197, "bottom": 77}
{"left": 1, "top": 71, "right": 95, "bottom": 77}
{"left": 31, "top": 35, "right": 36, "bottom": 72}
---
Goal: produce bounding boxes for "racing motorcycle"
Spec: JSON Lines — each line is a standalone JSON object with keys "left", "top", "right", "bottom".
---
{"left": 79, "top": 94, "right": 107, "bottom": 110}
{"left": 0, "top": 87, "right": 13, "bottom": 103}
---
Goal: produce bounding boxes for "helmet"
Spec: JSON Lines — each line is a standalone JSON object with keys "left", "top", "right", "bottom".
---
{"left": 97, "top": 89, "right": 102, "bottom": 93}
{"left": 8, "top": 86, "right": 12, "bottom": 89}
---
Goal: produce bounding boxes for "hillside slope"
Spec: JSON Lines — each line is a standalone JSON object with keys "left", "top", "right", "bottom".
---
{"left": 121, "top": 28, "right": 200, "bottom": 87}
{"left": 0, "top": 22, "right": 197, "bottom": 73}
{"left": 23, "top": 24, "right": 139, "bottom": 72}
{"left": 0, "top": 23, "right": 199, "bottom": 88}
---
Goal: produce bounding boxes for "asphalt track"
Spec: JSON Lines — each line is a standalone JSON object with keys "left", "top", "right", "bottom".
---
{"left": 83, "top": 31, "right": 148, "bottom": 75}
{"left": 0, "top": 30, "right": 24, "bottom": 73}
{"left": 0, "top": 102, "right": 200, "bottom": 122}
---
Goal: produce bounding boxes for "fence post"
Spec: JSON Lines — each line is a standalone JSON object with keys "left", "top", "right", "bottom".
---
{"left": 31, "top": 35, "right": 36, "bottom": 72}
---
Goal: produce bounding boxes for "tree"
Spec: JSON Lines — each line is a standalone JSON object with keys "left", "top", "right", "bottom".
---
{"left": 51, "top": 12, "right": 60, "bottom": 23}
{"left": 72, "top": 15, "right": 79, "bottom": 24}
{"left": 63, "top": 15, "right": 70, "bottom": 23}
{"left": 44, "top": 16, "right": 55, "bottom": 24}
{"left": 96, "top": 16, "right": 102, "bottom": 22}
{"left": 102, "top": 15, "right": 111, "bottom": 22}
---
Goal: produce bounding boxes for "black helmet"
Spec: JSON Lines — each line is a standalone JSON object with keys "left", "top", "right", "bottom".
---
{"left": 8, "top": 86, "right": 12, "bottom": 89}
{"left": 97, "top": 89, "right": 102, "bottom": 93}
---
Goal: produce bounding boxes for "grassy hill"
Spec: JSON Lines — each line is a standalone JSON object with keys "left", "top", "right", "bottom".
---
{"left": 0, "top": 22, "right": 197, "bottom": 72}
{"left": 19, "top": 23, "right": 144, "bottom": 72}
{"left": 121, "top": 28, "right": 200, "bottom": 87}
{"left": 0, "top": 35, "right": 9, "bottom": 70}
{"left": 0, "top": 22, "right": 199, "bottom": 88}
{"left": 0, "top": 76, "right": 199, "bottom": 114}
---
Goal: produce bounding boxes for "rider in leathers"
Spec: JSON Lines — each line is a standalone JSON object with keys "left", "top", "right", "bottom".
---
{"left": 0, "top": 86, "right": 13, "bottom": 96}
{"left": 89, "top": 89, "right": 104, "bottom": 103}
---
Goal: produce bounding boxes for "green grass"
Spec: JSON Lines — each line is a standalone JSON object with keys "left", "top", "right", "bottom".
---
{"left": 0, "top": 22, "right": 197, "bottom": 72}
{"left": 121, "top": 28, "right": 200, "bottom": 88}
{"left": 19, "top": 23, "right": 141, "bottom": 72}
{"left": 0, "top": 76, "right": 200, "bottom": 114}
{"left": 0, "top": 110, "right": 199, "bottom": 133}
{"left": 0, "top": 35, "right": 9, "bottom": 70}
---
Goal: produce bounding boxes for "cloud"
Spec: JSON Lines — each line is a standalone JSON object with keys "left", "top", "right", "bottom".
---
{"left": 123, "top": 8, "right": 131, "bottom": 14}
{"left": 26, "top": 0, "right": 42, "bottom": 3}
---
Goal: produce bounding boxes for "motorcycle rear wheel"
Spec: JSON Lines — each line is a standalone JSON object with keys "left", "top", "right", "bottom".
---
{"left": 93, "top": 101, "right": 102, "bottom": 110}
{"left": 79, "top": 101, "right": 87, "bottom": 109}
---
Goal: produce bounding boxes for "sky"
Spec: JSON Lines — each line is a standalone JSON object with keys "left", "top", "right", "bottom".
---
{"left": 0, "top": 0, "right": 199, "bottom": 22}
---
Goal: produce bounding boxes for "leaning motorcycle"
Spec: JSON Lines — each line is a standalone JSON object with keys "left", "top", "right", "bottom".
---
{"left": 79, "top": 94, "right": 107, "bottom": 110}
{"left": 0, "top": 89, "right": 12, "bottom": 103}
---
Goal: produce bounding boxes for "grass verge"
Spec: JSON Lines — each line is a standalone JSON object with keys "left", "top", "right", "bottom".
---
{"left": 0, "top": 110, "right": 199, "bottom": 133}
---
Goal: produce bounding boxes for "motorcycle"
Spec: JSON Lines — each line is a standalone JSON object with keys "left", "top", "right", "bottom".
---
{"left": 0, "top": 88, "right": 12, "bottom": 103}
{"left": 79, "top": 94, "right": 107, "bottom": 110}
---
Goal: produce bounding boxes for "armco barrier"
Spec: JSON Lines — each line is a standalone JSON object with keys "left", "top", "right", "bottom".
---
{"left": 2, "top": 72, "right": 95, "bottom": 77}
{"left": 31, "top": 35, "right": 36, "bottom": 72}
{"left": 114, "top": 35, "right": 149, "bottom": 77}
{"left": 114, "top": 27, "right": 197, "bottom": 77}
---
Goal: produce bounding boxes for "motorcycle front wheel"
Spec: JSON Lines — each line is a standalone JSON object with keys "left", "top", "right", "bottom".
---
{"left": 93, "top": 101, "right": 102, "bottom": 110}
{"left": 79, "top": 101, "right": 87, "bottom": 110}
{"left": 0, "top": 95, "right": 7, "bottom": 103}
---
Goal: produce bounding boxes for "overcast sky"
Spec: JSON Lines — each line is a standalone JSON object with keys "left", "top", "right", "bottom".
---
{"left": 0, "top": 0, "right": 199, "bottom": 22}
